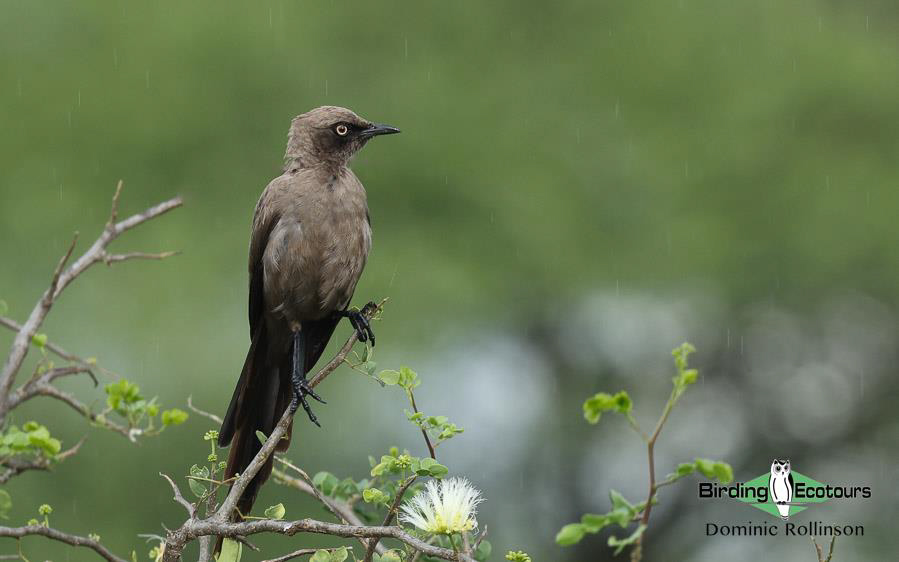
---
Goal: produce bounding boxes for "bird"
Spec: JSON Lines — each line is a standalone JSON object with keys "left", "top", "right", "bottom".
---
{"left": 768, "top": 458, "right": 794, "bottom": 520}
{"left": 217, "top": 106, "right": 399, "bottom": 526}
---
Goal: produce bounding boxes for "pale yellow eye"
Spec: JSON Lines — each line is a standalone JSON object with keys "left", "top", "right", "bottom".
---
{"left": 335, "top": 124, "right": 348, "bottom": 136}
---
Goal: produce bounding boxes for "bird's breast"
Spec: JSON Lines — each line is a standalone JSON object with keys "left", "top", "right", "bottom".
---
{"left": 263, "top": 190, "right": 371, "bottom": 323}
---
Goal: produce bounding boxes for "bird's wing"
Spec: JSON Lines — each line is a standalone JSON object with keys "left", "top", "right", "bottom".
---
{"left": 248, "top": 178, "right": 284, "bottom": 336}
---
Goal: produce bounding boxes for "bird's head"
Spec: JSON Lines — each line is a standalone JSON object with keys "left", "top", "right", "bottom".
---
{"left": 284, "top": 106, "right": 400, "bottom": 169}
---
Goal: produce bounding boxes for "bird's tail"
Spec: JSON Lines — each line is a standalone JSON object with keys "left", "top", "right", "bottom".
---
{"left": 215, "top": 323, "right": 293, "bottom": 552}
{"left": 213, "top": 316, "right": 340, "bottom": 553}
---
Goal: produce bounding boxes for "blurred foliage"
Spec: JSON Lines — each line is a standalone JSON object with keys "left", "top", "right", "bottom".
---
{"left": 0, "top": 0, "right": 897, "bottom": 560}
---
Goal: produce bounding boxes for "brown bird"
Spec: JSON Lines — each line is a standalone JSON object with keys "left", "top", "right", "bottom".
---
{"left": 218, "top": 106, "right": 399, "bottom": 523}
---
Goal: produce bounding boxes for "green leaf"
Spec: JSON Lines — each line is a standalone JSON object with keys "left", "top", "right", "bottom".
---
{"left": 31, "top": 332, "right": 48, "bottom": 349}
{"left": 378, "top": 370, "right": 401, "bottom": 386}
{"left": 583, "top": 391, "right": 632, "bottom": 424}
{"left": 255, "top": 430, "right": 268, "bottom": 444}
{"left": 608, "top": 489, "right": 633, "bottom": 512}
{"left": 362, "top": 487, "right": 388, "bottom": 504}
{"left": 312, "top": 471, "right": 339, "bottom": 496}
{"left": 608, "top": 524, "right": 646, "bottom": 555}
{"left": 188, "top": 464, "right": 209, "bottom": 497}
{"left": 0, "top": 490, "right": 11, "bottom": 519}
{"left": 475, "top": 540, "right": 492, "bottom": 560}
{"left": 264, "top": 503, "right": 286, "bottom": 519}
{"left": 309, "top": 551, "right": 332, "bottom": 562}
{"left": 556, "top": 523, "right": 587, "bottom": 546}
{"left": 693, "top": 458, "right": 733, "bottom": 484}
{"left": 330, "top": 546, "right": 349, "bottom": 562}
{"left": 428, "top": 462, "right": 449, "bottom": 478}
{"left": 216, "top": 538, "right": 242, "bottom": 562}
{"left": 161, "top": 408, "right": 188, "bottom": 426}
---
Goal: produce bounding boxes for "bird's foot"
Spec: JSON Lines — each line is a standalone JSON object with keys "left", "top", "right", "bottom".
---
{"left": 340, "top": 303, "right": 377, "bottom": 345}
{"left": 290, "top": 373, "right": 326, "bottom": 427}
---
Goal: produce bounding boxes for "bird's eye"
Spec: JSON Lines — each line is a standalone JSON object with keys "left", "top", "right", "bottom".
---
{"left": 335, "top": 124, "right": 349, "bottom": 136}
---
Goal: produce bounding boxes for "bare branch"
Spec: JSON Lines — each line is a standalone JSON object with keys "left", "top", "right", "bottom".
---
{"left": 103, "top": 250, "right": 180, "bottom": 264}
{"left": 187, "top": 395, "right": 223, "bottom": 425}
{"left": 161, "top": 473, "right": 196, "bottom": 517}
{"left": 0, "top": 183, "right": 182, "bottom": 421}
{"left": 166, "top": 518, "right": 472, "bottom": 562}
{"left": 0, "top": 525, "right": 127, "bottom": 562}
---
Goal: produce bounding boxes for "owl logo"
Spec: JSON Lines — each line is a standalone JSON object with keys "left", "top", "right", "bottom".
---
{"left": 769, "top": 459, "right": 794, "bottom": 519}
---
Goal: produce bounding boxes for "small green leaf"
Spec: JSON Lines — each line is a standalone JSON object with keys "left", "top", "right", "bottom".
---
{"left": 556, "top": 523, "right": 587, "bottom": 546}
{"left": 161, "top": 408, "right": 188, "bottom": 426}
{"left": 583, "top": 390, "right": 632, "bottom": 424}
{"left": 188, "top": 464, "right": 209, "bottom": 497}
{"left": 378, "top": 370, "right": 401, "bottom": 386}
{"left": 428, "top": 462, "right": 449, "bottom": 478}
{"left": 363, "top": 487, "right": 388, "bottom": 504}
{"left": 264, "top": 503, "right": 286, "bottom": 519}
{"left": 31, "top": 333, "right": 48, "bottom": 349}
{"left": 693, "top": 458, "right": 733, "bottom": 484}
{"left": 309, "top": 551, "right": 332, "bottom": 562}
{"left": 608, "top": 524, "right": 646, "bottom": 555}
{"left": 330, "top": 546, "right": 349, "bottom": 562}
{"left": 312, "top": 471, "right": 339, "bottom": 496}
{"left": 580, "top": 513, "right": 610, "bottom": 533}
{"left": 0, "top": 490, "right": 11, "bottom": 519}
{"left": 216, "top": 538, "right": 242, "bottom": 562}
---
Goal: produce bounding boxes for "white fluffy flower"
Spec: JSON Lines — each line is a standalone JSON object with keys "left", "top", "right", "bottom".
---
{"left": 399, "top": 477, "right": 484, "bottom": 535}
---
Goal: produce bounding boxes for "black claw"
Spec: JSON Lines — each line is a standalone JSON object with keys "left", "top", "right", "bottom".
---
{"left": 339, "top": 306, "right": 376, "bottom": 346}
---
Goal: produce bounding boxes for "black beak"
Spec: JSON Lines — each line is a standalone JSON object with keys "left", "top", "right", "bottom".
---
{"left": 359, "top": 123, "right": 401, "bottom": 139}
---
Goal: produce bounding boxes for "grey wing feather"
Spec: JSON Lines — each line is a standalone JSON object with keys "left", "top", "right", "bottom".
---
{"left": 248, "top": 183, "right": 281, "bottom": 336}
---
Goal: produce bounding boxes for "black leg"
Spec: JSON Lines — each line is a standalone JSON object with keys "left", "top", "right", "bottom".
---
{"left": 338, "top": 302, "right": 377, "bottom": 346}
{"left": 289, "top": 330, "right": 326, "bottom": 427}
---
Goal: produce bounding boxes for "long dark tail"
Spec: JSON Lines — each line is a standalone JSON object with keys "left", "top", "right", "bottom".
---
{"left": 214, "top": 317, "right": 339, "bottom": 552}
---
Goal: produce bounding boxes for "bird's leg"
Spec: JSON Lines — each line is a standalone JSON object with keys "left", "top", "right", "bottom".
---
{"left": 337, "top": 302, "right": 377, "bottom": 346}
{"left": 289, "top": 328, "right": 326, "bottom": 427}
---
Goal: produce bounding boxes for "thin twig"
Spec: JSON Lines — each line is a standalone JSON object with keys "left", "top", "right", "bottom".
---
{"left": 363, "top": 476, "right": 417, "bottom": 562}
{"left": 161, "top": 473, "right": 195, "bottom": 517}
{"left": 262, "top": 547, "right": 338, "bottom": 562}
{"left": 0, "top": 438, "right": 85, "bottom": 484}
{"left": 0, "top": 525, "right": 128, "bottom": 562}
{"left": 16, "top": 383, "right": 140, "bottom": 441}
{"left": 409, "top": 391, "right": 436, "bottom": 460}
{"left": 0, "top": 316, "right": 114, "bottom": 380}
{"left": 187, "top": 395, "right": 223, "bottom": 425}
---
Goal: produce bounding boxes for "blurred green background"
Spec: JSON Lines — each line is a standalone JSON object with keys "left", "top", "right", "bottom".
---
{"left": 2, "top": 0, "right": 897, "bottom": 560}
